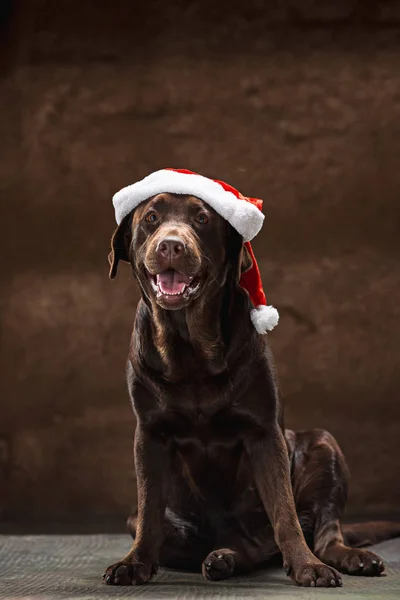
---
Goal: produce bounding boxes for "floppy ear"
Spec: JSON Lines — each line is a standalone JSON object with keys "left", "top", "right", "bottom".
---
{"left": 226, "top": 225, "right": 254, "bottom": 282}
{"left": 238, "top": 243, "right": 253, "bottom": 279}
{"left": 108, "top": 215, "right": 132, "bottom": 279}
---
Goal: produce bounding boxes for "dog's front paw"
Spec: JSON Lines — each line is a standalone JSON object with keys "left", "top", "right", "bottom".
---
{"left": 103, "top": 559, "right": 158, "bottom": 586}
{"left": 286, "top": 559, "right": 343, "bottom": 588}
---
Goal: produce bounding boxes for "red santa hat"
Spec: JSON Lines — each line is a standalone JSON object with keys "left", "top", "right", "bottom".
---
{"left": 112, "top": 168, "right": 279, "bottom": 333}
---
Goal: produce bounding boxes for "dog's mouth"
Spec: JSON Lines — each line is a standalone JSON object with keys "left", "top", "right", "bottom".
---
{"left": 147, "top": 268, "right": 201, "bottom": 307}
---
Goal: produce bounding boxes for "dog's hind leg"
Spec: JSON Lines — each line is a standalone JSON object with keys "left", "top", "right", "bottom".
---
{"left": 127, "top": 509, "right": 212, "bottom": 571}
{"left": 201, "top": 547, "right": 249, "bottom": 581}
{"left": 201, "top": 539, "right": 278, "bottom": 581}
{"left": 292, "top": 428, "right": 385, "bottom": 577}
{"left": 201, "top": 514, "right": 279, "bottom": 581}
{"left": 130, "top": 509, "right": 276, "bottom": 579}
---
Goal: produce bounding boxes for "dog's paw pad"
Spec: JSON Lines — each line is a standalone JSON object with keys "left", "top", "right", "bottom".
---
{"left": 202, "top": 550, "right": 236, "bottom": 581}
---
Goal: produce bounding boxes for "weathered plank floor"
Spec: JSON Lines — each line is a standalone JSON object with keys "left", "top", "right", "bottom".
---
{"left": 0, "top": 534, "right": 399, "bottom": 599}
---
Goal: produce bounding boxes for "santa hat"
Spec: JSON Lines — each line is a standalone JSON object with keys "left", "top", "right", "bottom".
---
{"left": 112, "top": 168, "right": 279, "bottom": 333}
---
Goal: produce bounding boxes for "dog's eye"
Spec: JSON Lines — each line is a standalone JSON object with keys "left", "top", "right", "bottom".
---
{"left": 145, "top": 212, "right": 158, "bottom": 223}
{"left": 196, "top": 213, "right": 209, "bottom": 224}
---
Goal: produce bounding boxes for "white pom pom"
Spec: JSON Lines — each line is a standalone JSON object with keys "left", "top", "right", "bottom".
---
{"left": 250, "top": 305, "right": 279, "bottom": 334}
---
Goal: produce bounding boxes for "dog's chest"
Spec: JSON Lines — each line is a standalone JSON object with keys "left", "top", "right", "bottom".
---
{"left": 148, "top": 409, "right": 253, "bottom": 447}
{"left": 147, "top": 384, "right": 259, "bottom": 446}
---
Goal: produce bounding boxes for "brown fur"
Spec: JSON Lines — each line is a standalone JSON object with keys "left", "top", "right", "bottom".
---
{"left": 104, "top": 193, "right": 399, "bottom": 588}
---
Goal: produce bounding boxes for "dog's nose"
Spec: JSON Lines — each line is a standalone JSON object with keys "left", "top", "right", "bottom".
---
{"left": 157, "top": 236, "right": 186, "bottom": 260}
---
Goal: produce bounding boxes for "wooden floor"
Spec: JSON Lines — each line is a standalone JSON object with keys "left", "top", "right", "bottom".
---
{"left": 1, "top": 534, "right": 399, "bottom": 599}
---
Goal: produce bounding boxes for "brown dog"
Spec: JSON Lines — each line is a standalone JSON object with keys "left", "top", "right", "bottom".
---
{"left": 104, "top": 192, "right": 399, "bottom": 587}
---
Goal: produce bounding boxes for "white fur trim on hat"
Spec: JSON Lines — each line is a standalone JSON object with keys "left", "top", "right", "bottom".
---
{"left": 112, "top": 169, "right": 264, "bottom": 242}
{"left": 250, "top": 305, "right": 279, "bottom": 333}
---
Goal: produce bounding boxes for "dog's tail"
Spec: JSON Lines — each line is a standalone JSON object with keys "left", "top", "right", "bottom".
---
{"left": 342, "top": 521, "right": 400, "bottom": 548}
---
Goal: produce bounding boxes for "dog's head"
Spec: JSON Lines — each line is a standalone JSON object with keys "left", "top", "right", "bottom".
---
{"left": 109, "top": 193, "right": 252, "bottom": 310}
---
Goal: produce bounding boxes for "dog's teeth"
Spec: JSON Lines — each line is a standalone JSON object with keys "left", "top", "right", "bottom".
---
{"left": 157, "top": 285, "right": 188, "bottom": 297}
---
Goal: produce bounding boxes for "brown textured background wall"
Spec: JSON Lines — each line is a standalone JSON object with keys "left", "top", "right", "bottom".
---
{"left": 1, "top": 1, "right": 400, "bottom": 526}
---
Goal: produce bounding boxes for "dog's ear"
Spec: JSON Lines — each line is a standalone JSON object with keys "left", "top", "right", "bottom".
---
{"left": 238, "top": 243, "right": 253, "bottom": 279}
{"left": 226, "top": 225, "right": 254, "bottom": 281}
{"left": 108, "top": 214, "right": 132, "bottom": 279}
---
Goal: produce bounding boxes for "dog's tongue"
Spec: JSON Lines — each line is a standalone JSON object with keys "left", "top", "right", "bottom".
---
{"left": 157, "top": 269, "right": 191, "bottom": 295}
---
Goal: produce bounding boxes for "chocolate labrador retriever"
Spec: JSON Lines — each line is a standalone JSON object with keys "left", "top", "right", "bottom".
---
{"left": 104, "top": 192, "right": 398, "bottom": 587}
